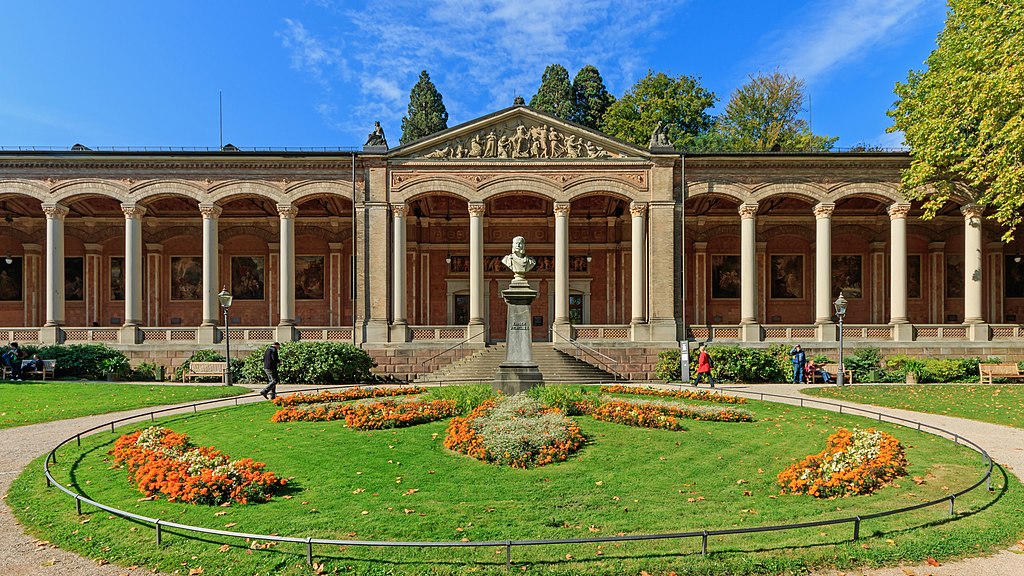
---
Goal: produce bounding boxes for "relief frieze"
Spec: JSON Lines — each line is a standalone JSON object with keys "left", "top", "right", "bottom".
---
{"left": 415, "top": 120, "right": 625, "bottom": 161}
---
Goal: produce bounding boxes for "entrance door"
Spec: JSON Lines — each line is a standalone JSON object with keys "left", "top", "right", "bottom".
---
{"left": 569, "top": 294, "right": 584, "bottom": 324}
{"left": 453, "top": 294, "right": 470, "bottom": 325}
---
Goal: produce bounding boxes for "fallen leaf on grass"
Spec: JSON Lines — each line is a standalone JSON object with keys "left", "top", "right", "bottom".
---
{"left": 224, "top": 522, "right": 237, "bottom": 528}
{"left": 137, "top": 496, "right": 155, "bottom": 502}
{"left": 218, "top": 544, "right": 230, "bottom": 553}
{"left": 188, "top": 568, "right": 204, "bottom": 575}
{"left": 926, "top": 557, "right": 941, "bottom": 567}
{"left": 352, "top": 488, "right": 365, "bottom": 494}
{"left": 312, "top": 562, "right": 327, "bottom": 575}
{"left": 912, "top": 476, "right": 926, "bottom": 485}
{"left": 743, "top": 490, "right": 753, "bottom": 497}
{"left": 214, "top": 511, "right": 227, "bottom": 517}
{"left": 595, "top": 481, "right": 604, "bottom": 486}
{"left": 403, "top": 508, "right": 415, "bottom": 514}
{"left": 403, "top": 488, "right": 419, "bottom": 496}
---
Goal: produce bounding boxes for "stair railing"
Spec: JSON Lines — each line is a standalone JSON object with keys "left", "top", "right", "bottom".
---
{"left": 549, "top": 327, "right": 625, "bottom": 382}
{"left": 415, "top": 327, "right": 488, "bottom": 381}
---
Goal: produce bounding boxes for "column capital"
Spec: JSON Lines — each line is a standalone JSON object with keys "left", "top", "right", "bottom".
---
{"left": 121, "top": 203, "right": 147, "bottom": 219}
{"left": 960, "top": 203, "right": 985, "bottom": 220}
{"left": 812, "top": 202, "right": 835, "bottom": 219}
{"left": 41, "top": 203, "right": 70, "bottom": 219}
{"left": 629, "top": 201, "right": 648, "bottom": 217}
{"left": 553, "top": 202, "right": 571, "bottom": 217}
{"left": 887, "top": 203, "right": 911, "bottom": 220}
{"left": 738, "top": 203, "right": 758, "bottom": 219}
{"left": 467, "top": 202, "right": 486, "bottom": 217}
{"left": 391, "top": 203, "right": 407, "bottom": 218}
{"left": 277, "top": 204, "right": 299, "bottom": 219}
{"left": 198, "top": 203, "right": 222, "bottom": 219}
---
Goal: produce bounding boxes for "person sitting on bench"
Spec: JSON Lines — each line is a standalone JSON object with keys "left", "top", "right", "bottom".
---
{"left": 805, "top": 359, "right": 831, "bottom": 383}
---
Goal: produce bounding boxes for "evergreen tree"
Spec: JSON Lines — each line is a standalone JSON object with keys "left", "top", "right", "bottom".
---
{"left": 600, "top": 71, "right": 717, "bottom": 150}
{"left": 571, "top": 65, "right": 615, "bottom": 129}
{"left": 529, "top": 64, "right": 573, "bottom": 120}
{"left": 400, "top": 70, "right": 449, "bottom": 145}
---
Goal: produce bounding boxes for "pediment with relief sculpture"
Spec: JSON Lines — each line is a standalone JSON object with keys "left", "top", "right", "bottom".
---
{"left": 390, "top": 106, "right": 649, "bottom": 161}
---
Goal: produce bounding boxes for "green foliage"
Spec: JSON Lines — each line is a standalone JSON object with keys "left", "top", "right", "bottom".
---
{"left": 100, "top": 356, "right": 131, "bottom": 378}
{"left": 844, "top": 347, "right": 885, "bottom": 383}
{"left": 400, "top": 70, "right": 449, "bottom": 145}
{"left": 655, "top": 348, "right": 682, "bottom": 381}
{"left": 527, "top": 385, "right": 595, "bottom": 415}
{"left": 529, "top": 64, "right": 573, "bottom": 120}
{"left": 174, "top": 349, "right": 228, "bottom": 382}
{"left": 35, "top": 344, "right": 127, "bottom": 379}
{"left": 570, "top": 64, "right": 615, "bottom": 129}
{"left": 600, "top": 70, "right": 717, "bottom": 150}
{"left": 696, "top": 345, "right": 788, "bottom": 383}
{"left": 884, "top": 354, "right": 979, "bottom": 383}
{"left": 131, "top": 361, "right": 160, "bottom": 382}
{"left": 700, "top": 71, "right": 837, "bottom": 153}
{"left": 420, "top": 384, "right": 493, "bottom": 414}
{"left": 812, "top": 353, "right": 832, "bottom": 364}
{"left": 888, "top": 0, "right": 1024, "bottom": 241}
{"left": 238, "top": 342, "right": 376, "bottom": 385}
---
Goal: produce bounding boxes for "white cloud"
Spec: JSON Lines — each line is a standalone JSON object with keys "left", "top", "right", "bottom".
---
{"left": 277, "top": 18, "right": 348, "bottom": 86}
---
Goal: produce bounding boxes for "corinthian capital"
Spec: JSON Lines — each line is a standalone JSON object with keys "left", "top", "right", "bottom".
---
{"left": 812, "top": 202, "right": 835, "bottom": 219}
{"left": 121, "top": 203, "right": 147, "bottom": 219}
{"left": 629, "top": 202, "right": 648, "bottom": 218}
{"left": 467, "top": 202, "right": 486, "bottom": 217}
{"left": 41, "top": 203, "right": 70, "bottom": 220}
{"left": 553, "top": 202, "right": 571, "bottom": 217}
{"left": 277, "top": 204, "right": 299, "bottom": 219}
{"left": 198, "top": 203, "right": 222, "bottom": 219}
{"left": 887, "top": 203, "right": 911, "bottom": 220}
{"left": 960, "top": 203, "right": 985, "bottom": 220}
{"left": 391, "top": 203, "right": 408, "bottom": 218}
{"left": 738, "top": 203, "right": 758, "bottom": 220}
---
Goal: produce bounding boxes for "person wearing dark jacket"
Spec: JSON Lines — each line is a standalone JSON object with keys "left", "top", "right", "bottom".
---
{"left": 260, "top": 342, "right": 281, "bottom": 399}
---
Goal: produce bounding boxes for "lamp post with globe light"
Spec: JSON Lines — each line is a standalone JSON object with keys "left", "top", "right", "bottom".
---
{"left": 834, "top": 292, "right": 848, "bottom": 386}
{"left": 218, "top": 287, "right": 233, "bottom": 386}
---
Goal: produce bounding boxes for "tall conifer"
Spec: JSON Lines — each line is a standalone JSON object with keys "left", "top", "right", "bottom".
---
{"left": 400, "top": 70, "right": 449, "bottom": 145}
{"left": 529, "top": 64, "right": 573, "bottom": 120}
{"left": 571, "top": 65, "right": 615, "bottom": 129}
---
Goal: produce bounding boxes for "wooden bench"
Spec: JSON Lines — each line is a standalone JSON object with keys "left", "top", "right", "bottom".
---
{"left": 3, "top": 359, "right": 58, "bottom": 381}
{"left": 808, "top": 363, "right": 853, "bottom": 384}
{"left": 978, "top": 363, "right": 1024, "bottom": 384}
{"left": 183, "top": 361, "right": 228, "bottom": 383}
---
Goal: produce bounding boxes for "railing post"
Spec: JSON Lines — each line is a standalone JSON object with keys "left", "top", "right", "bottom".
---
{"left": 156, "top": 519, "right": 163, "bottom": 545}
{"left": 306, "top": 537, "right": 313, "bottom": 565}
{"left": 76, "top": 434, "right": 81, "bottom": 447}
{"left": 75, "top": 495, "right": 82, "bottom": 515}
{"left": 701, "top": 530, "right": 708, "bottom": 554}
{"left": 506, "top": 541, "right": 512, "bottom": 569}
{"left": 50, "top": 451, "right": 56, "bottom": 465}
{"left": 949, "top": 495, "right": 955, "bottom": 516}
{"left": 853, "top": 516, "right": 860, "bottom": 540}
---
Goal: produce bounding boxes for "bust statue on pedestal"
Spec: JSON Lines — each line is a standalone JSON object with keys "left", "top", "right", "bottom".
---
{"left": 501, "top": 236, "right": 536, "bottom": 286}
{"left": 494, "top": 236, "right": 543, "bottom": 394}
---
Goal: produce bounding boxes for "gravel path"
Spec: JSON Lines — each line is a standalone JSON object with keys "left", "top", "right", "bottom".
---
{"left": 2, "top": 382, "right": 1023, "bottom": 575}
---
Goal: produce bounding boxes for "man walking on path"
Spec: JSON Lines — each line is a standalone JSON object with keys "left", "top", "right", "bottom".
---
{"left": 260, "top": 342, "right": 281, "bottom": 400}
{"left": 789, "top": 344, "right": 806, "bottom": 383}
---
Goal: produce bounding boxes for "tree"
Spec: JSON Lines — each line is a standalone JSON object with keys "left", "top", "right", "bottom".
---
{"left": 888, "top": 0, "right": 1024, "bottom": 240}
{"left": 529, "top": 64, "right": 573, "bottom": 120}
{"left": 600, "top": 71, "right": 717, "bottom": 150}
{"left": 711, "top": 71, "right": 837, "bottom": 153}
{"left": 400, "top": 70, "right": 449, "bottom": 145}
{"left": 570, "top": 65, "right": 615, "bottom": 129}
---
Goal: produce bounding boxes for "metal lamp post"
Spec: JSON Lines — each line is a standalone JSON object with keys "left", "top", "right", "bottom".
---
{"left": 833, "top": 291, "right": 848, "bottom": 387}
{"left": 218, "top": 287, "right": 233, "bottom": 386}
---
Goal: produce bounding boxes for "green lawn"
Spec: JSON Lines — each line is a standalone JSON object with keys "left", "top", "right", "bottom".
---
{"left": 802, "top": 385, "right": 1024, "bottom": 428}
{"left": 0, "top": 381, "right": 246, "bottom": 428}
{"left": 9, "top": 392, "right": 1021, "bottom": 576}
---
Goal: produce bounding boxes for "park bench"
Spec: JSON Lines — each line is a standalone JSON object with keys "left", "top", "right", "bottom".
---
{"left": 978, "top": 363, "right": 1024, "bottom": 384}
{"left": 808, "top": 363, "right": 853, "bottom": 385}
{"left": 3, "top": 359, "right": 58, "bottom": 381}
{"left": 182, "top": 361, "right": 228, "bottom": 383}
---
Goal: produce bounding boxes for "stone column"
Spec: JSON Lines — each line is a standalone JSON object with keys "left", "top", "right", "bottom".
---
{"left": 389, "top": 203, "right": 409, "bottom": 342}
{"left": 961, "top": 203, "right": 988, "bottom": 340}
{"left": 553, "top": 202, "right": 571, "bottom": 340}
{"left": 739, "top": 203, "right": 760, "bottom": 341}
{"left": 887, "top": 203, "right": 912, "bottom": 340}
{"left": 41, "top": 203, "right": 69, "bottom": 343}
{"left": 468, "top": 202, "right": 487, "bottom": 342}
{"left": 120, "top": 203, "right": 146, "bottom": 343}
{"left": 276, "top": 204, "right": 298, "bottom": 342}
{"left": 630, "top": 202, "right": 647, "bottom": 326}
{"left": 198, "top": 203, "right": 222, "bottom": 344}
{"left": 813, "top": 203, "right": 835, "bottom": 330}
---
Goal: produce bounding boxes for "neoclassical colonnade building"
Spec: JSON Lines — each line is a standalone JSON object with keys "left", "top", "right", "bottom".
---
{"left": 0, "top": 106, "right": 1020, "bottom": 379}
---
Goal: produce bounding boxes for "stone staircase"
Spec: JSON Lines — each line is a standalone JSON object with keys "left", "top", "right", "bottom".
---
{"left": 414, "top": 343, "right": 623, "bottom": 384}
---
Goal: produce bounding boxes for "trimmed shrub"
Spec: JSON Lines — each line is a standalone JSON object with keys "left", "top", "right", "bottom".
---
{"left": 35, "top": 344, "right": 128, "bottom": 379}
{"left": 884, "top": 354, "right": 979, "bottom": 383}
{"left": 659, "top": 346, "right": 789, "bottom": 383}
{"left": 238, "top": 341, "right": 376, "bottom": 385}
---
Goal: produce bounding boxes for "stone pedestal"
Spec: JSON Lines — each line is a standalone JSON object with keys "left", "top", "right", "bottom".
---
{"left": 493, "top": 282, "right": 543, "bottom": 395}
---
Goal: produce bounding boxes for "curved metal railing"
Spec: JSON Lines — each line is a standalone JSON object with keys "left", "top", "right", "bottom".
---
{"left": 42, "top": 384, "right": 995, "bottom": 569}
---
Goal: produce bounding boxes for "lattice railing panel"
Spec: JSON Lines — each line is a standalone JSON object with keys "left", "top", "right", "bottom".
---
{"left": 763, "top": 328, "right": 787, "bottom": 339}
{"left": 63, "top": 330, "right": 89, "bottom": 341}
{"left": 714, "top": 328, "right": 740, "bottom": 339}
{"left": 411, "top": 329, "right": 435, "bottom": 340}
{"left": 791, "top": 328, "right": 816, "bottom": 339}
{"left": 603, "top": 328, "right": 629, "bottom": 339}
{"left": 940, "top": 327, "right": 967, "bottom": 339}
{"left": 992, "top": 327, "right": 1017, "bottom": 339}
{"left": 439, "top": 328, "right": 466, "bottom": 339}
{"left": 246, "top": 329, "right": 275, "bottom": 341}
{"left": 297, "top": 329, "right": 321, "bottom": 340}
{"left": 325, "top": 329, "right": 353, "bottom": 341}
{"left": 575, "top": 328, "right": 598, "bottom": 339}
{"left": 917, "top": 327, "right": 938, "bottom": 338}
{"left": 142, "top": 330, "right": 168, "bottom": 341}
{"left": 12, "top": 329, "right": 40, "bottom": 341}
{"left": 865, "top": 327, "right": 892, "bottom": 339}
{"left": 92, "top": 330, "right": 118, "bottom": 341}
{"left": 170, "top": 330, "right": 196, "bottom": 340}
{"left": 688, "top": 327, "right": 709, "bottom": 340}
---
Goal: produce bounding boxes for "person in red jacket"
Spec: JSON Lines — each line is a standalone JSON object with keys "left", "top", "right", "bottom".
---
{"left": 693, "top": 343, "right": 715, "bottom": 388}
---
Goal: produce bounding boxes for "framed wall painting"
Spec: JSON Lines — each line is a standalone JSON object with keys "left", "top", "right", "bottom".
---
{"left": 770, "top": 254, "right": 803, "bottom": 299}
{"left": 170, "top": 256, "right": 202, "bottom": 300}
{"left": 231, "top": 256, "right": 265, "bottom": 300}
{"left": 0, "top": 257, "right": 22, "bottom": 301}
{"left": 907, "top": 255, "right": 922, "bottom": 299}
{"left": 831, "top": 255, "right": 863, "bottom": 298}
{"left": 65, "top": 257, "right": 84, "bottom": 301}
{"left": 295, "top": 256, "right": 325, "bottom": 300}
{"left": 711, "top": 255, "right": 741, "bottom": 299}
{"left": 946, "top": 254, "right": 964, "bottom": 298}
{"left": 110, "top": 257, "right": 125, "bottom": 301}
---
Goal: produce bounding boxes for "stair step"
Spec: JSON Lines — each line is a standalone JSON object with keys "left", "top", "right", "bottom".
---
{"left": 414, "top": 343, "right": 621, "bottom": 384}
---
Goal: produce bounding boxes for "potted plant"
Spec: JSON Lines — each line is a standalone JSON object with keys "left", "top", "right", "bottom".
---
{"left": 101, "top": 356, "right": 131, "bottom": 381}
{"left": 903, "top": 359, "right": 926, "bottom": 385}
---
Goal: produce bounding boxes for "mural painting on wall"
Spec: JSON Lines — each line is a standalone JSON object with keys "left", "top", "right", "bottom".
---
{"left": 831, "top": 255, "right": 863, "bottom": 298}
{"left": 711, "top": 255, "right": 741, "bottom": 299}
{"left": 449, "top": 255, "right": 588, "bottom": 274}
{"left": 65, "top": 257, "right": 84, "bottom": 301}
{"left": 946, "top": 254, "right": 965, "bottom": 298}
{"left": 296, "top": 256, "right": 325, "bottom": 300}
{"left": 170, "top": 257, "right": 202, "bottom": 300}
{"left": 1005, "top": 256, "right": 1024, "bottom": 298}
{"left": 0, "top": 258, "right": 22, "bottom": 301}
{"left": 232, "top": 256, "right": 265, "bottom": 300}
{"left": 907, "top": 255, "right": 922, "bottom": 298}
{"left": 110, "top": 257, "right": 125, "bottom": 301}
{"left": 770, "top": 255, "right": 803, "bottom": 299}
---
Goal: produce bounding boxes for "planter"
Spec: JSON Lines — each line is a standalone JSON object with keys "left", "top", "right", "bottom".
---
{"left": 905, "top": 371, "right": 918, "bottom": 385}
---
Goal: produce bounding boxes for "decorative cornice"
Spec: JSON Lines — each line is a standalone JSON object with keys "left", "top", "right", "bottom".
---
{"left": 277, "top": 204, "right": 299, "bottom": 219}
{"left": 553, "top": 202, "right": 571, "bottom": 217}
{"left": 960, "top": 203, "right": 985, "bottom": 220}
{"left": 629, "top": 202, "right": 648, "bottom": 218}
{"left": 467, "top": 202, "right": 486, "bottom": 217}
{"left": 887, "top": 203, "right": 911, "bottom": 220}
{"left": 41, "top": 204, "right": 70, "bottom": 219}
{"left": 198, "top": 203, "right": 222, "bottom": 219}
{"left": 738, "top": 203, "right": 758, "bottom": 220}
{"left": 813, "top": 203, "right": 835, "bottom": 219}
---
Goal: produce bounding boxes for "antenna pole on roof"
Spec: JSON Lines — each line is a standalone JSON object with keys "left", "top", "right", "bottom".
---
{"left": 219, "top": 90, "right": 223, "bottom": 150}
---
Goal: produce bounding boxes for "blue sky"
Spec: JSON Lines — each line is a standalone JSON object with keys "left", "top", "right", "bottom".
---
{"left": 0, "top": 1, "right": 946, "bottom": 150}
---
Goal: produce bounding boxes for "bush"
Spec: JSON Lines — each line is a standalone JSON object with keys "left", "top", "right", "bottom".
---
{"left": 35, "top": 344, "right": 128, "bottom": 379}
{"left": 655, "top": 349, "right": 682, "bottom": 381}
{"left": 695, "top": 345, "right": 789, "bottom": 383}
{"left": 884, "top": 354, "right": 979, "bottom": 383}
{"left": 131, "top": 361, "right": 161, "bottom": 382}
{"left": 421, "top": 384, "right": 494, "bottom": 414}
{"left": 844, "top": 347, "right": 884, "bottom": 383}
{"left": 238, "top": 341, "right": 376, "bottom": 385}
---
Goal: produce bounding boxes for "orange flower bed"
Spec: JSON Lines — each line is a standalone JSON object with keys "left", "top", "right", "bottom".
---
{"left": 444, "top": 396, "right": 586, "bottom": 468}
{"left": 272, "top": 395, "right": 457, "bottom": 429}
{"left": 777, "top": 427, "right": 909, "bottom": 498}
{"left": 590, "top": 398, "right": 754, "bottom": 430}
{"left": 109, "top": 427, "right": 286, "bottom": 505}
{"left": 600, "top": 385, "right": 748, "bottom": 404}
{"left": 272, "top": 386, "right": 425, "bottom": 407}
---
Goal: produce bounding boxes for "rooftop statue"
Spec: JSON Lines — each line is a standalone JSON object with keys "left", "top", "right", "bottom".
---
{"left": 365, "top": 121, "right": 388, "bottom": 148}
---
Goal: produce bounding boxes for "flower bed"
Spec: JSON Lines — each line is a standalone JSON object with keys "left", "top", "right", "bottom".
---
{"left": 589, "top": 398, "right": 754, "bottom": 430}
{"left": 444, "top": 395, "right": 586, "bottom": 468}
{"left": 271, "top": 394, "right": 457, "bottom": 429}
{"left": 109, "top": 426, "right": 286, "bottom": 505}
{"left": 600, "top": 384, "right": 748, "bottom": 404}
{"left": 777, "top": 427, "right": 909, "bottom": 498}
{"left": 272, "top": 386, "right": 425, "bottom": 407}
